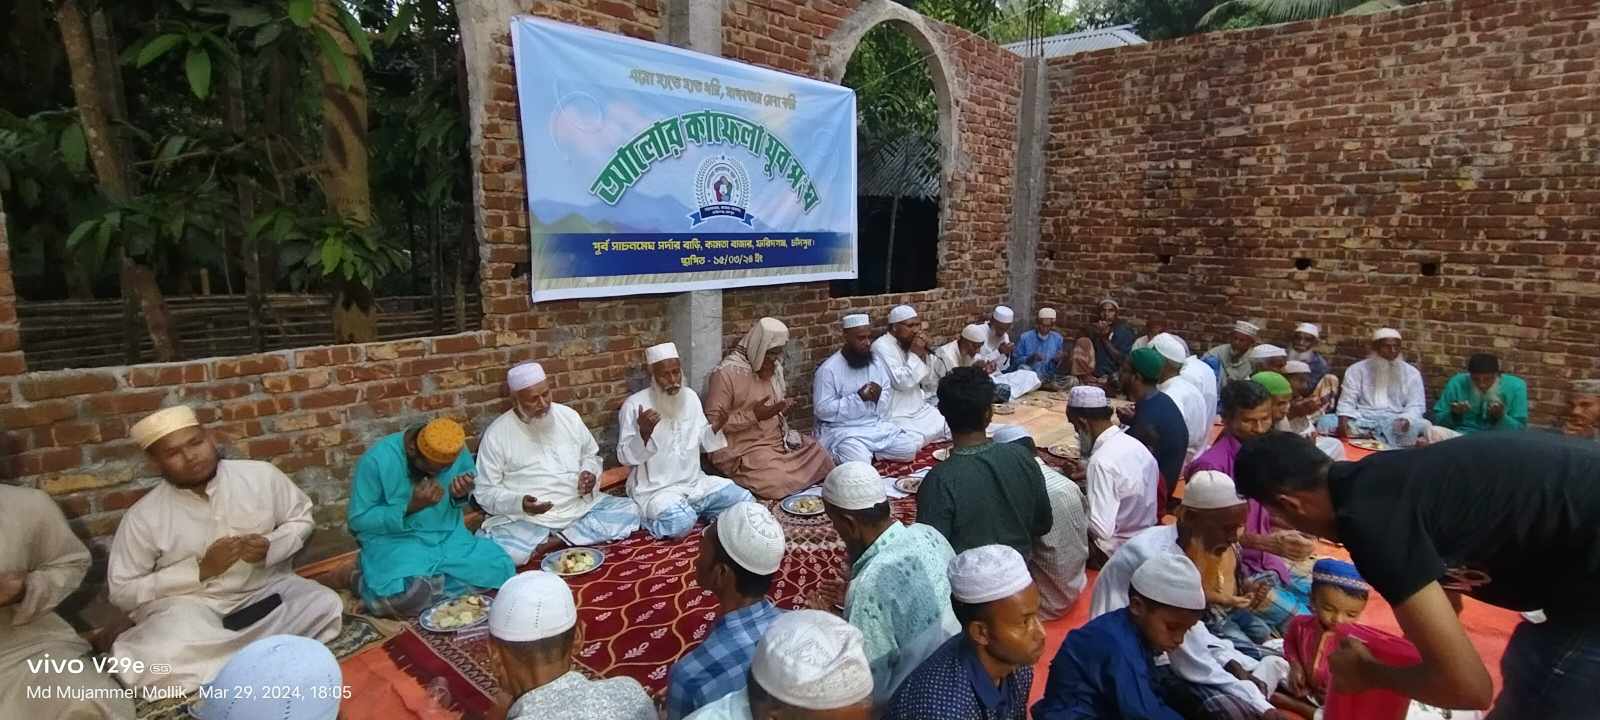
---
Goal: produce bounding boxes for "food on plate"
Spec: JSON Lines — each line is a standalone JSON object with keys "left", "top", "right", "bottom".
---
{"left": 431, "top": 594, "right": 487, "bottom": 629}
{"left": 558, "top": 550, "right": 598, "bottom": 575}
{"left": 787, "top": 496, "right": 824, "bottom": 514}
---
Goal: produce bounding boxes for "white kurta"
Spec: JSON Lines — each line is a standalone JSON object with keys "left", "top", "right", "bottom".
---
{"left": 812, "top": 352, "right": 923, "bottom": 464}
{"left": 618, "top": 387, "right": 733, "bottom": 519}
{"left": 1180, "top": 357, "right": 1219, "bottom": 424}
{"left": 1, "top": 486, "right": 132, "bottom": 720}
{"left": 1159, "top": 375, "right": 1211, "bottom": 464}
{"left": 871, "top": 334, "right": 949, "bottom": 443}
{"left": 108, "top": 460, "right": 342, "bottom": 691}
{"left": 475, "top": 405, "right": 604, "bottom": 531}
{"left": 978, "top": 330, "right": 1041, "bottom": 399}
{"left": 1337, "top": 358, "right": 1427, "bottom": 421}
{"left": 1083, "top": 426, "right": 1160, "bottom": 557}
{"left": 1090, "top": 525, "right": 1279, "bottom": 714}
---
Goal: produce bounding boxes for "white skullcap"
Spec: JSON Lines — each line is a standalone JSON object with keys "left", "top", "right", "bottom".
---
{"left": 1295, "top": 322, "right": 1321, "bottom": 338}
{"left": 1151, "top": 333, "right": 1188, "bottom": 364}
{"left": 715, "top": 502, "right": 785, "bottom": 575}
{"left": 645, "top": 342, "right": 680, "bottom": 365}
{"left": 1130, "top": 554, "right": 1207, "bottom": 611}
{"left": 1247, "top": 344, "right": 1287, "bottom": 360}
{"left": 1284, "top": 360, "right": 1312, "bottom": 375}
{"left": 1181, "top": 470, "right": 1245, "bottom": 510}
{"left": 1099, "top": 298, "right": 1120, "bottom": 310}
{"left": 992, "top": 425, "right": 1031, "bottom": 444}
{"left": 489, "top": 571, "right": 576, "bottom": 642}
{"left": 822, "top": 461, "right": 885, "bottom": 511}
{"left": 949, "top": 545, "right": 1032, "bottom": 605}
{"left": 130, "top": 406, "right": 200, "bottom": 450}
{"left": 194, "top": 636, "right": 341, "bottom": 720}
{"left": 1038, "top": 307, "right": 1057, "bottom": 320}
{"left": 993, "top": 305, "right": 1015, "bottom": 323}
{"left": 961, "top": 323, "right": 989, "bottom": 344}
{"left": 1232, "top": 320, "right": 1261, "bottom": 338}
{"left": 751, "top": 610, "right": 873, "bottom": 710}
{"left": 507, "top": 362, "right": 546, "bottom": 391}
{"left": 1068, "top": 385, "right": 1108, "bottom": 409}
{"left": 841, "top": 314, "right": 870, "bottom": 329}
{"left": 887, "top": 305, "right": 917, "bottom": 324}
{"left": 1373, "top": 327, "right": 1402, "bottom": 341}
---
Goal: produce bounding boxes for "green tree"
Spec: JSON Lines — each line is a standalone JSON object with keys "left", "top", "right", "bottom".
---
{"left": 1199, "top": 0, "right": 1418, "bottom": 29}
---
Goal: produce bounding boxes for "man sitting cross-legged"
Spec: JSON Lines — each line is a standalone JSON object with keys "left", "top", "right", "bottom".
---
{"left": 813, "top": 314, "right": 926, "bottom": 464}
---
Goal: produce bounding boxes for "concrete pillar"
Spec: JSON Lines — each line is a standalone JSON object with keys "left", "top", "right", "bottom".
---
{"left": 1008, "top": 56, "right": 1048, "bottom": 331}
{"left": 664, "top": 0, "right": 727, "bottom": 392}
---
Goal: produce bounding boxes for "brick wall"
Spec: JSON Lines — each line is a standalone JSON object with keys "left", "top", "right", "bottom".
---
{"left": 1038, "top": 0, "right": 1600, "bottom": 426}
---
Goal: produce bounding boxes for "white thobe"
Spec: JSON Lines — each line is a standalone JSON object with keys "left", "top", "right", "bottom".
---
{"left": 1084, "top": 427, "right": 1160, "bottom": 557}
{"left": 617, "top": 387, "right": 733, "bottom": 519}
{"left": 812, "top": 352, "right": 923, "bottom": 464}
{"left": 476, "top": 405, "right": 604, "bottom": 531}
{"left": 1180, "top": 357, "right": 1219, "bottom": 424}
{"left": 1, "top": 486, "right": 133, "bottom": 720}
{"left": 1160, "top": 375, "right": 1211, "bottom": 464}
{"left": 1090, "top": 525, "right": 1281, "bottom": 714}
{"left": 979, "top": 330, "right": 1041, "bottom": 399}
{"left": 108, "top": 460, "right": 342, "bottom": 691}
{"left": 1337, "top": 358, "right": 1427, "bottom": 422}
{"left": 871, "top": 334, "right": 949, "bottom": 443}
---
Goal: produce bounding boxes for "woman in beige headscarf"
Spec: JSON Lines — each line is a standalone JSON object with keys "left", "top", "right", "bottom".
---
{"left": 705, "top": 317, "right": 836, "bottom": 498}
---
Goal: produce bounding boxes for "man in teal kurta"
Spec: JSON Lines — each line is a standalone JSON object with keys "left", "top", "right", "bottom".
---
{"left": 1431, "top": 353, "right": 1528, "bottom": 434}
{"left": 347, "top": 418, "right": 514, "bottom": 618}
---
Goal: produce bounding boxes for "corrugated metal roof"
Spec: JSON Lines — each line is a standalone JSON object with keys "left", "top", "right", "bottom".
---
{"left": 1003, "top": 24, "right": 1146, "bottom": 58}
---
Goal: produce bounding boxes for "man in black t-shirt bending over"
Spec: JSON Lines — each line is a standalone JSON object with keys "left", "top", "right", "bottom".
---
{"left": 1234, "top": 430, "right": 1600, "bottom": 720}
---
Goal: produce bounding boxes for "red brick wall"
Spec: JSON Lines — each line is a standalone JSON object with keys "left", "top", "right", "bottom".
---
{"left": 1038, "top": 0, "right": 1600, "bottom": 426}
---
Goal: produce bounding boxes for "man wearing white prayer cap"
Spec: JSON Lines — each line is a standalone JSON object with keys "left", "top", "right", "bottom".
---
{"left": 1147, "top": 332, "right": 1215, "bottom": 462}
{"left": 1286, "top": 322, "right": 1332, "bottom": 385}
{"left": 194, "top": 635, "right": 342, "bottom": 720}
{"left": 925, "top": 323, "right": 989, "bottom": 393}
{"left": 1176, "top": 471, "right": 1281, "bottom": 661}
{"left": 686, "top": 610, "right": 873, "bottom": 719}
{"left": 667, "top": 503, "right": 786, "bottom": 718}
{"left": 621, "top": 343, "right": 754, "bottom": 539}
{"left": 818, "top": 463, "right": 958, "bottom": 707}
{"left": 813, "top": 314, "right": 925, "bottom": 465}
{"left": 107, "top": 406, "right": 341, "bottom": 692}
{"left": 476, "top": 361, "right": 641, "bottom": 564}
{"left": 1281, "top": 361, "right": 1340, "bottom": 455}
{"left": 1013, "top": 307, "right": 1067, "bottom": 382}
{"left": 1204, "top": 320, "right": 1262, "bottom": 384}
{"left": 991, "top": 426, "right": 1089, "bottom": 621}
{"left": 979, "top": 305, "right": 1043, "bottom": 400}
{"left": 870, "top": 304, "right": 950, "bottom": 448}
{"left": 490, "top": 571, "right": 654, "bottom": 719}
{"left": 1335, "top": 327, "right": 1432, "bottom": 447}
{"left": 1245, "top": 343, "right": 1288, "bottom": 373}
{"left": 1089, "top": 477, "right": 1292, "bottom": 720}
{"left": 1067, "top": 386, "right": 1161, "bottom": 560}
{"left": 885, "top": 545, "right": 1042, "bottom": 720}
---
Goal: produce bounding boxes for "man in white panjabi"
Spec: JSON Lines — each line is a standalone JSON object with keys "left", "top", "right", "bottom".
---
{"left": 870, "top": 304, "right": 949, "bottom": 445}
{"left": 1151, "top": 333, "right": 1214, "bottom": 465}
{"left": 108, "top": 406, "right": 342, "bottom": 691}
{"left": 814, "top": 314, "right": 925, "bottom": 465}
{"left": 0, "top": 485, "right": 133, "bottom": 720}
{"left": 620, "top": 343, "right": 755, "bottom": 539}
{"left": 924, "top": 323, "right": 988, "bottom": 398}
{"left": 1333, "top": 327, "right": 1437, "bottom": 447}
{"left": 476, "top": 362, "right": 641, "bottom": 565}
{"left": 977, "top": 305, "right": 1042, "bottom": 400}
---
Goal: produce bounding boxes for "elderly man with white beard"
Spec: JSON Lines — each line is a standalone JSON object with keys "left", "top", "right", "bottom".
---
{"left": 978, "top": 306, "right": 1043, "bottom": 400}
{"left": 1333, "top": 328, "right": 1433, "bottom": 447}
{"left": 475, "top": 362, "right": 642, "bottom": 565}
{"left": 871, "top": 305, "right": 950, "bottom": 445}
{"left": 925, "top": 323, "right": 990, "bottom": 397}
{"left": 620, "top": 343, "right": 755, "bottom": 539}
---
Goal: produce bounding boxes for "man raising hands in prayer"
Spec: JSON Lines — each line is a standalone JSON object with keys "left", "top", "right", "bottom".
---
{"left": 871, "top": 305, "right": 949, "bottom": 446}
{"left": 813, "top": 314, "right": 925, "bottom": 464}
{"left": 705, "top": 318, "right": 835, "bottom": 498}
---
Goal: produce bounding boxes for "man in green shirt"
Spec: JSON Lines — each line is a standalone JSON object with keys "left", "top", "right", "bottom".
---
{"left": 916, "top": 367, "right": 1052, "bottom": 557}
{"left": 1431, "top": 353, "right": 1528, "bottom": 434}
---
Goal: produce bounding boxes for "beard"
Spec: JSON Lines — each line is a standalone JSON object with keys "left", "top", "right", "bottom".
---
{"left": 842, "top": 344, "right": 873, "bottom": 369}
{"left": 650, "top": 383, "right": 689, "bottom": 419}
{"left": 1371, "top": 356, "right": 1405, "bottom": 400}
{"left": 519, "top": 407, "right": 559, "bottom": 438}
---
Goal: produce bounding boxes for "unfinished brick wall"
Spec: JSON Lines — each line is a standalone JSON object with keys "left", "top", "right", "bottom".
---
{"left": 1038, "top": 0, "right": 1600, "bottom": 426}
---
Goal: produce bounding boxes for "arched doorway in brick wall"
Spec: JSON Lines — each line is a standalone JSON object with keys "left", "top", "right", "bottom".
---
{"left": 816, "top": 1, "right": 958, "bottom": 299}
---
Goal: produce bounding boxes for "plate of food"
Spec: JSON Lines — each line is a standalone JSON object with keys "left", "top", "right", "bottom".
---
{"left": 1046, "top": 443, "right": 1080, "bottom": 460}
{"left": 781, "top": 494, "right": 827, "bottom": 516}
{"left": 542, "top": 547, "right": 605, "bottom": 577}
{"left": 1348, "top": 438, "right": 1389, "bottom": 452}
{"left": 932, "top": 447, "right": 950, "bottom": 462}
{"left": 992, "top": 402, "right": 1017, "bottom": 415}
{"left": 419, "top": 594, "right": 491, "bottom": 633}
{"left": 895, "top": 476, "right": 924, "bottom": 494}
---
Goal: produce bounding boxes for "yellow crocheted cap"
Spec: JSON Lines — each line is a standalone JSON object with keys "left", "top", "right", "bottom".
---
{"left": 416, "top": 418, "right": 465, "bottom": 465}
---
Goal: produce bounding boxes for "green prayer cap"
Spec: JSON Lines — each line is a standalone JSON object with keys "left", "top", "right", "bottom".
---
{"left": 1252, "top": 371, "right": 1292, "bottom": 398}
{"left": 1130, "top": 347, "right": 1166, "bottom": 382}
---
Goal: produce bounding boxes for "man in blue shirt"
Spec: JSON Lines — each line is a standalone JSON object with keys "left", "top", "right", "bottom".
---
{"left": 887, "top": 545, "right": 1045, "bottom": 720}
{"left": 666, "top": 503, "right": 786, "bottom": 718}
{"left": 1123, "top": 348, "right": 1190, "bottom": 508}
{"left": 1013, "top": 307, "right": 1067, "bottom": 382}
{"left": 1034, "top": 554, "right": 1207, "bottom": 719}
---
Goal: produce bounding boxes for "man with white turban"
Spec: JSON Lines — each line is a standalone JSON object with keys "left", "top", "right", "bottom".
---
{"left": 870, "top": 305, "right": 950, "bottom": 446}
{"left": 621, "top": 343, "right": 754, "bottom": 539}
{"left": 1090, "top": 474, "right": 1292, "bottom": 720}
{"left": 925, "top": 323, "right": 989, "bottom": 395}
{"left": 489, "top": 571, "right": 655, "bottom": 719}
{"left": 819, "top": 463, "right": 959, "bottom": 707}
{"left": 1012, "top": 307, "right": 1067, "bottom": 381}
{"left": 978, "top": 305, "right": 1043, "bottom": 399}
{"left": 687, "top": 610, "right": 874, "bottom": 719}
{"left": 1152, "top": 333, "right": 1216, "bottom": 463}
{"left": 1067, "top": 386, "right": 1160, "bottom": 560}
{"left": 475, "top": 362, "right": 641, "bottom": 565}
{"left": 887, "top": 545, "right": 1044, "bottom": 720}
{"left": 1205, "top": 321, "right": 1262, "bottom": 384}
{"left": 1334, "top": 328, "right": 1432, "bottom": 447}
{"left": 813, "top": 314, "right": 926, "bottom": 464}
{"left": 110, "top": 406, "right": 342, "bottom": 692}
{"left": 193, "top": 635, "right": 342, "bottom": 720}
{"left": 705, "top": 318, "right": 835, "bottom": 499}
{"left": 993, "top": 426, "right": 1088, "bottom": 620}
{"left": 0, "top": 484, "right": 132, "bottom": 719}
{"left": 1285, "top": 322, "right": 1331, "bottom": 387}
{"left": 1245, "top": 344, "right": 1288, "bottom": 373}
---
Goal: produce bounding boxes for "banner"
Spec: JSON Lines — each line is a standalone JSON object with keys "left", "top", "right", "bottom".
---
{"left": 510, "top": 17, "right": 858, "bottom": 302}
